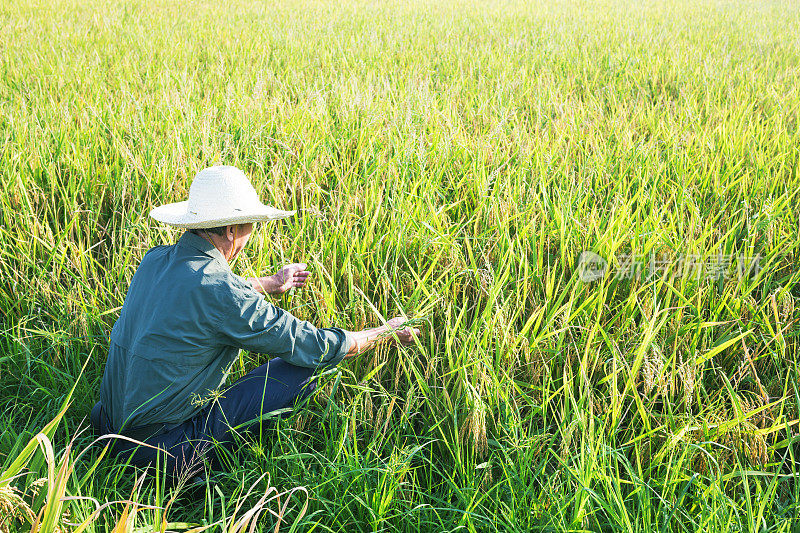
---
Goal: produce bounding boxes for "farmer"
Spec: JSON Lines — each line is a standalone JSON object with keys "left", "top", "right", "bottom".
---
{"left": 90, "top": 165, "right": 420, "bottom": 477}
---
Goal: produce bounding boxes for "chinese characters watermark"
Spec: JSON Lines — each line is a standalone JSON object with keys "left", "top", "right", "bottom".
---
{"left": 577, "top": 251, "right": 762, "bottom": 283}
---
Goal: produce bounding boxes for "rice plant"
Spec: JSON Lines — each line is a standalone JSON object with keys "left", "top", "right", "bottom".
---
{"left": 1, "top": 0, "right": 799, "bottom": 530}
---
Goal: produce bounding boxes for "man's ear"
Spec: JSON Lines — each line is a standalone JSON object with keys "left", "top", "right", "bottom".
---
{"left": 226, "top": 225, "right": 236, "bottom": 242}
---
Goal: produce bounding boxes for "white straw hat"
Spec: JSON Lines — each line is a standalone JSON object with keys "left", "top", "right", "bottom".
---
{"left": 149, "top": 165, "right": 295, "bottom": 228}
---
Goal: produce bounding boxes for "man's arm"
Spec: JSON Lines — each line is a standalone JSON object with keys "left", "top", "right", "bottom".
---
{"left": 221, "top": 269, "right": 422, "bottom": 368}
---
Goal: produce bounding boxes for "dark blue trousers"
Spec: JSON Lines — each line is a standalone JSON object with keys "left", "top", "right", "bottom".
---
{"left": 91, "top": 358, "right": 319, "bottom": 478}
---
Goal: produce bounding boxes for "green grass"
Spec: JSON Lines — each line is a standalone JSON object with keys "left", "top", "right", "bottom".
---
{"left": 1, "top": 0, "right": 799, "bottom": 530}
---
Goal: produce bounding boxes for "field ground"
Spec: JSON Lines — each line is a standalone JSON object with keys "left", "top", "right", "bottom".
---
{"left": 1, "top": 0, "right": 799, "bottom": 530}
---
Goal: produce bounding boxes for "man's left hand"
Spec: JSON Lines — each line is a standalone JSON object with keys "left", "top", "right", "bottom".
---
{"left": 268, "top": 263, "right": 311, "bottom": 295}
{"left": 249, "top": 263, "right": 311, "bottom": 296}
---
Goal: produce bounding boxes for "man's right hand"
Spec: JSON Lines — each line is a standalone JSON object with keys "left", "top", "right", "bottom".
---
{"left": 386, "top": 317, "right": 422, "bottom": 346}
{"left": 345, "top": 316, "right": 423, "bottom": 357}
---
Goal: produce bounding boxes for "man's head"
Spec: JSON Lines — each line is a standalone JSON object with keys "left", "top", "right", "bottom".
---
{"left": 148, "top": 165, "right": 296, "bottom": 262}
{"left": 192, "top": 223, "right": 254, "bottom": 262}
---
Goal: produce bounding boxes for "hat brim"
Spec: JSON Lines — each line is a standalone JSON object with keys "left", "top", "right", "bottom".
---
{"left": 149, "top": 201, "right": 296, "bottom": 229}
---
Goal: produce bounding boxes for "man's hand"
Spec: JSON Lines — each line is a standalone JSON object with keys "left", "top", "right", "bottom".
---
{"left": 269, "top": 263, "right": 311, "bottom": 295}
{"left": 345, "top": 316, "right": 423, "bottom": 358}
{"left": 386, "top": 317, "right": 422, "bottom": 346}
{"left": 248, "top": 263, "right": 311, "bottom": 296}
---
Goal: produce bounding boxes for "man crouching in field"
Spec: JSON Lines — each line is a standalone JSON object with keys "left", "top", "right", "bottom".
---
{"left": 90, "top": 165, "right": 420, "bottom": 479}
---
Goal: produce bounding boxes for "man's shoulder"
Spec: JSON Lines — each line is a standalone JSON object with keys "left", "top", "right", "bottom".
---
{"left": 127, "top": 243, "right": 178, "bottom": 280}
{"left": 142, "top": 243, "right": 173, "bottom": 260}
{"left": 140, "top": 239, "right": 215, "bottom": 274}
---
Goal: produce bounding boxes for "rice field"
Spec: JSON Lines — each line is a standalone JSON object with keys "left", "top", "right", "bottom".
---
{"left": 1, "top": 0, "right": 799, "bottom": 530}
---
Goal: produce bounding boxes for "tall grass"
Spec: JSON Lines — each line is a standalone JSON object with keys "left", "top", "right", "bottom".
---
{"left": 1, "top": 0, "right": 799, "bottom": 530}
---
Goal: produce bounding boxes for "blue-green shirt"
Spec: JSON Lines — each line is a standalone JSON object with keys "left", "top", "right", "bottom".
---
{"left": 99, "top": 230, "right": 352, "bottom": 431}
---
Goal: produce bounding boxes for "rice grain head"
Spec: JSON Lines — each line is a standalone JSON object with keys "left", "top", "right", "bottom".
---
{"left": 0, "top": 485, "right": 36, "bottom": 533}
{"left": 459, "top": 399, "right": 488, "bottom": 458}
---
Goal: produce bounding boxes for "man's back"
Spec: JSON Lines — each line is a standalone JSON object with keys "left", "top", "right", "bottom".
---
{"left": 100, "top": 232, "right": 240, "bottom": 431}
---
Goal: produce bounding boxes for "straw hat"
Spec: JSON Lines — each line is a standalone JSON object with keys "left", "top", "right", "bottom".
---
{"left": 149, "top": 165, "right": 295, "bottom": 228}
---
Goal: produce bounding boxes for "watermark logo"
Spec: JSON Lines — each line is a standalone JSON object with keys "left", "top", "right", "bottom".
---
{"left": 577, "top": 251, "right": 608, "bottom": 282}
{"left": 577, "top": 251, "right": 762, "bottom": 283}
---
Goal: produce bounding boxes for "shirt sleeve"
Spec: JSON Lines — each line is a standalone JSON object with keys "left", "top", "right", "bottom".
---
{"left": 216, "top": 276, "right": 353, "bottom": 369}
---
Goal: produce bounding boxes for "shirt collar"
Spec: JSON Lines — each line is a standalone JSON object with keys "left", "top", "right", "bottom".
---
{"left": 177, "top": 230, "right": 230, "bottom": 267}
